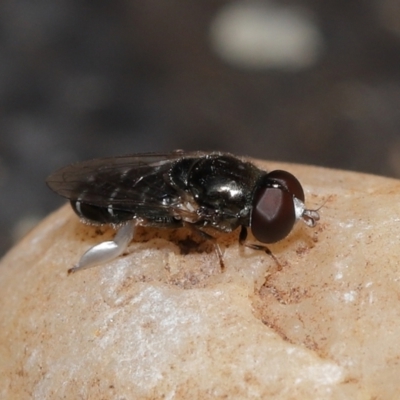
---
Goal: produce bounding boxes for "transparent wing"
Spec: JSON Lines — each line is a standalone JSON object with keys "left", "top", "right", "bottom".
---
{"left": 46, "top": 151, "right": 208, "bottom": 215}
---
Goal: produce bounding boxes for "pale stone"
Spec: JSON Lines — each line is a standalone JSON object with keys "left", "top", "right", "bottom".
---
{"left": 1, "top": 161, "right": 400, "bottom": 398}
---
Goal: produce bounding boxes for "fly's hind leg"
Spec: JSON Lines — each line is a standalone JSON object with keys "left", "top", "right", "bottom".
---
{"left": 239, "top": 226, "right": 282, "bottom": 270}
{"left": 68, "top": 220, "right": 137, "bottom": 274}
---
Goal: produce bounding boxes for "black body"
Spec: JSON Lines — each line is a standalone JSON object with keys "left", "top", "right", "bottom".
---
{"left": 47, "top": 151, "right": 261, "bottom": 228}
{"left": 47, "top": 151, "right": 313, "bottom": 244}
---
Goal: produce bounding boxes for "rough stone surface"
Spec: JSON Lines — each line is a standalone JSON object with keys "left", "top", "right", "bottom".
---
{"left": 1, "top": 161, "right": 400, "bottom": 399}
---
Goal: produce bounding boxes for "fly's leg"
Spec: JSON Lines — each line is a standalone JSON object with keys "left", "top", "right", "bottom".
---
{"left": 187, "top": 225, "right": 225, "bottom": 271}
{"left": 239, "top": 226, "right": 282, "bottom": 270}
{"left": 68, "top": 220, "right": 137, "bottom": 274}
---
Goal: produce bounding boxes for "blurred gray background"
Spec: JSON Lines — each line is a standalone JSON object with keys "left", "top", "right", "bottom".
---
{"left": 1, "top": 0, "right": 400, "bottom": 257}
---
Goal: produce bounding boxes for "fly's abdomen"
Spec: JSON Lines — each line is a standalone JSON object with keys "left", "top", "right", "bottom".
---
{"left": 71, "top": 199, "right": 134, "bottom": 224}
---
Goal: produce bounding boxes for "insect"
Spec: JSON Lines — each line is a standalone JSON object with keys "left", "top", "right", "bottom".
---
{"left": 46, "top": 151, "right": 320, "bottom": 273}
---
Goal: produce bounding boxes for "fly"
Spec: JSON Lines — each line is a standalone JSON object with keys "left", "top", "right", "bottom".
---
{"left": 46, "top": 151, "right": 320, "bottom": 273}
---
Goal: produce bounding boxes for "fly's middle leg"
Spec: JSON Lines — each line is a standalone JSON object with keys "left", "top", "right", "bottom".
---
{"left": 186, "top": 225, "right": 225, "bottom": 271}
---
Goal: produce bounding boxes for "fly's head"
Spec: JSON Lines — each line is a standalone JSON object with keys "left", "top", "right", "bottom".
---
{"left": 250, "top": 170, "right": 320, "bottom": 244}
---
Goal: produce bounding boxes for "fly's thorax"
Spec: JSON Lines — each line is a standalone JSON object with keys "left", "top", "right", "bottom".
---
{"left": 184, "top": 154, "right": 262, "bottom": 213}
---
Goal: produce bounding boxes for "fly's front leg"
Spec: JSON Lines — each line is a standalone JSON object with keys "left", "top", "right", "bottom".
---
{"left": 68, "top": 220, "right": 137, "bottom": 274}
{"left": 239, "top": 226, "right": 282, "bottom": 270}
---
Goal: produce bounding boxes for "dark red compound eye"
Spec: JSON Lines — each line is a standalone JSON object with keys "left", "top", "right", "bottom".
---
{"left": 266, "top": 170, "right": 305, "bottom": 202}
{"left": 250, "top": 171, "right": 305, "bottom": 244}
